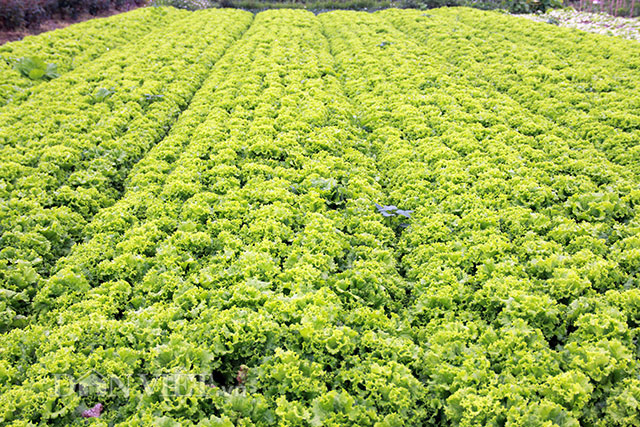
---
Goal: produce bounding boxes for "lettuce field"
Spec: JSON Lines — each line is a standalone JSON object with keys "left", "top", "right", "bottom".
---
{"left": 1, "top": 6, "right": 640, "bottom": 426}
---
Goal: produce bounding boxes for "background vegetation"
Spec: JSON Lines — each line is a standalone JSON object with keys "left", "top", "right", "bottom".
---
{"left": 2, "top": 0, "right": 638, "bottom": 31}
{"left": 150, "top": 0, "right": 640, "bottom": 16}
{"left": 0, "top": 0, "right": 147, "bottom": 30}
{"left": 150, "top": 0, "right": 562, "bottom": 13}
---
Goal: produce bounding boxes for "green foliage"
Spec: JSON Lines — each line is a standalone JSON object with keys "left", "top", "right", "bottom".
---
{"left": 507, "top": 0, "right": 562, "bottom": 13}
{"left": 13, "top": 56, "right": 59, "bottom": 80}
{"left": 0, "top": 7, "right": 185, "bottom": 106}
{"left": 92, "top": 87, "right": 114, "bottom": 102}
{"left": 1, "top": 6, "right": 640, "bottom": 427}
{"left": 0, "top": 7, "right": 253, "bottom": 340}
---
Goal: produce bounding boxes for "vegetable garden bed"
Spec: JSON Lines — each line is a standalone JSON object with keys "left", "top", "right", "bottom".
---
{"left": 0, "top": 6, "right": 639, "bottom": 426}
{"left": 521, "top": 8, "right": 640, "bottom": 41}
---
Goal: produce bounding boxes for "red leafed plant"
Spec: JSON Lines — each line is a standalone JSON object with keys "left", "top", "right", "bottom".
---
{"left": 236, "top": 365, "right": 249, "bottom": 385}
{"left": 81, "top": 403, "right": 103, "bottom": 418}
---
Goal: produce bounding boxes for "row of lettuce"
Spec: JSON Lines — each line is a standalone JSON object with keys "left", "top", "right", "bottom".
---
{"left": 1, "top": 9, "right": 420, "bottom": 425}
{"left": 0, "top": 9, "right": 253, "bottom": 332}
{"left": 0, "top": 7, "right": 187, "bottom": 107}
{"left": 382, "top": 7, "right": 640, "bottom": 175}
{"left": 328, "top": 9, "right": 640, "bottom": 425}
{"left": 0, "top": 7, "right": 639, "bottom": 426}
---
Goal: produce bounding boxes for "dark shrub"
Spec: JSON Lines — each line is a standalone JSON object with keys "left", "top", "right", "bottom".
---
{"left": 0, "top": 0, "right": 26, "bottom": 29}
{"left": 58, "top": 0, "right": 84, "bottom": 18}
{"left": 87, "top": 0, "right": 112, "bottom": 14}
{"left": 0, "top": 0, "right": 148, "bottom": 31}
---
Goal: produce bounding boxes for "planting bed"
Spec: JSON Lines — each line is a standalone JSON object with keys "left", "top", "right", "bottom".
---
{"left": 0, "top": 7, "right": 639, "bottom": 426}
